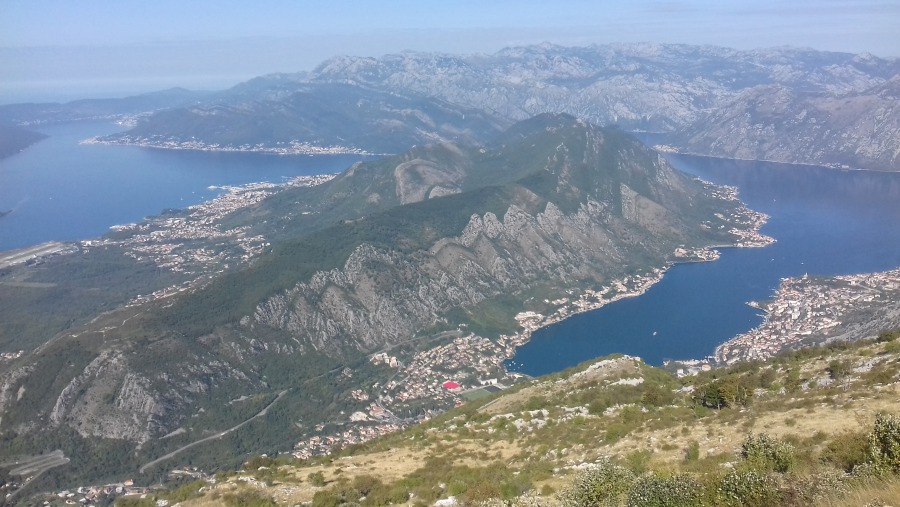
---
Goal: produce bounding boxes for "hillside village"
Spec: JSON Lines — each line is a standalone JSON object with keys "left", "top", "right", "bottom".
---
{"left": 717, "top": 267, "right": 900, "bottom": 363}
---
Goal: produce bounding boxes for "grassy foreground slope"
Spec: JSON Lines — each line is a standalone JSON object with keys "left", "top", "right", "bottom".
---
{"left": 113, "top": 330, "right": 900, "bottom": 507}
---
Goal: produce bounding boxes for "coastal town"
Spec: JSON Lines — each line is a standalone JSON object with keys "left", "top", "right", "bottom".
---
{"left": 698, "top": 180, "right": 775, "bottom": 250}
{"left": 7, "top": 467, "right": 211, "bottom": 506}
{"left": 83, "top": 134, "right": 375, "bottom": 156}
{"left": 716, "top": 267, "right": 900, "bottom": 363}
{"left": 79, "top": 174, "right": 336, "bottom": 306}
{"left": 290, "top": 267, "right": 675, "bottom": 458}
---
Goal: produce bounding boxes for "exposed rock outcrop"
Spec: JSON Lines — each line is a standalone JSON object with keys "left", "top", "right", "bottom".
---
{"left": 672, "top": 79, "right": 900, "bottom": 171}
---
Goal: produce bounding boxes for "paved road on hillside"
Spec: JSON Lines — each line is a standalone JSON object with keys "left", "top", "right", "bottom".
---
{"left": 139, "top": 390, "right": 287, "bottom": 474}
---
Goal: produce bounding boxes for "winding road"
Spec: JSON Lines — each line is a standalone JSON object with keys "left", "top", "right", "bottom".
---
{"left": 139, "top": 389, "right": 287, "bottom": 473}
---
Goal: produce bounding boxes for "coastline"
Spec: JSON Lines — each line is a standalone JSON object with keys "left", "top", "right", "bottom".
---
{"left": 655, "top": 145, "right": 898, "bottom": 174}
{"left": 497, "top": 201, "right": 775, "bottom": 375}
{"left": 715, "top": 267, "right": 900, "bottom": 364}
{"left": 81, "top": 136, "right": 381, "bottom": 157}
{"left": 500, "top": 243, "right": 776, "bottom": 373}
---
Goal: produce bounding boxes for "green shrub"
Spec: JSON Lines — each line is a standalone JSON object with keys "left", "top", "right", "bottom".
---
{"left": 558, "top": 459, "right": 635, "bottom": 507}
{"left": 311, "top": 489, "right": 343, "bottom": 507}
{"left": 308, "top": 470, "right": 327, "bottom": 487}
{"left": 223, "top": 489, "right": 279, "bottom": 507}
{"left": 163, "top": 480, "right": 206, "bottom": 502}
{"left": 684, "top": 440, "right": 700, "bottom": 462}
{"left": 640, "top": 383, "right": 674, "bottom": 407}
{"left": 863, "top": 363, "right": 897, "bottom": 385}
{"left": 867, "top": 412, "right": 900, "bottom": 474}
{"left": 115, "top": 499, "right": 157, "bottom": 507}
{"left": 694, "top": 377, "right": 752, "bottom": 409}
{"left": 782, "top": 469, "right": 849, "bottom": 505}
{"left": 604, "top": 422, "right": 630, "bottom": 443}
{"left": 364, "top": 482, "right": 410, "bottom": 505}
{"left": 351, "top": 474, "right": 382, "bottom": 497}
{"left": 757, "top": 368, "right": 777, "bottom": 389}
{"left": 877, "top": 330, "right": 899, "bottom": 343}
{"left": 626, "top": 473, "right": 701, "bottom": 507}
{"left": 827, "top": 359, "right": 852, "bottom": 381}
{"left": 716, "top": 469, "right": 780, "bottom": 507}
{"left": 821, "top": 431, "right": 869, "bottom": 472}
{"left": 740, "top": 433, "right": 795, "bottom": 473}
{"left": 625, "top": 450, "right": 653, "bottom": 474}
{"left": 526, "top": 395, "right": 548, "bottom": 411}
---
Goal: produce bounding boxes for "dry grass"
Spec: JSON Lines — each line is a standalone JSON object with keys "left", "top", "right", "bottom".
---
{"left": 815, "top": 476, "right": 900, "bottom": 507}
{"left": 178, "top": 341, "right": 900, "bottom": 506}
{"left": 182, "top": 435, "right": 532, "bottom": 505}
{"left": 480, "top": 356, "right": 642, "bottom": 415}
{"left": 601, "top": 384, "right": 900, "bottom": 469}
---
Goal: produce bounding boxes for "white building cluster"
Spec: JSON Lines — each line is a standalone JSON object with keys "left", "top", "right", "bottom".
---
{"left": 716, "top": 268, "right": 900, "bottom": 363}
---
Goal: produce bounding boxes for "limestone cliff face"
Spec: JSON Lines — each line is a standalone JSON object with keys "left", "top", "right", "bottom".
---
{"left": 672, "top": 80, "right": 900, "bottom": 171}
{"left": 251, "top": 192, "right": 689, "bottom": 355}
{"left": 49, "top": 351, "right": 165, "bottom": 441}
{"left": 38, "top": 343, "right": 263, "bottom": 442}
{"left": 309, "top": 44, "right": 898, "bottom": 133}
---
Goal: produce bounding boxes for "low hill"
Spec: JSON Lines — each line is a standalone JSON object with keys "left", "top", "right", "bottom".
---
{"left": 96, "top": 83, "right": 508, "bottom": 155}
{"left": 0, "top": 88, "right": 208, "bottom": 126}
{"left": 0, "top": 126, "right": 47, "bottom": 160}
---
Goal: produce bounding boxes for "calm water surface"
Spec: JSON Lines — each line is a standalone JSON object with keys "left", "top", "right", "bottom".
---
{"left": 0, "top": 122, "right": 367, "bottom": 251}
{"left": 508, "top": 155, "right": 900, "bottom": 375}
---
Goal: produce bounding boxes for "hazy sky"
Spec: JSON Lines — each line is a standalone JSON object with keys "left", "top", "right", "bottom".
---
{"left": 2, "top": 0, "right": 898, "bottom": 103}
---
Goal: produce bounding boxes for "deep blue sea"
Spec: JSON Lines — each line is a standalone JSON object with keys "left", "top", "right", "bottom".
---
{"left": 0, "top": 122, "right": 367, "bottom": 252}
{"left": 507, "top": 155, "right": 900, "bottom": 375}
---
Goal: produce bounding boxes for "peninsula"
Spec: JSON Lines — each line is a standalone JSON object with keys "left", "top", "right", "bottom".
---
{"left": 716, "top": 268, "right": 900, "bottom": 363}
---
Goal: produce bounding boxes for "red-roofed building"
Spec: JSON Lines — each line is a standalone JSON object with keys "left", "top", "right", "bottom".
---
{"left": 442, "top": 381, "right": 461, "bottom": 390}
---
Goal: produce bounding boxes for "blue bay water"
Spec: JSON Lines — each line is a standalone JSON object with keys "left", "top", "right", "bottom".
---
{"left": 0, "top": 122, "right": 367, "bottom": 251}
{"left": 508, "top": 155, "right": 900, "bottom": 375}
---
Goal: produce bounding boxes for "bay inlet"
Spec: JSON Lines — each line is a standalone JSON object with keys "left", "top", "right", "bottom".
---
{"left": 507, "top": 155, "right": 900, "bottom": 376}
{"left": 0, "top": 122, "right": 367, "bottom": 252}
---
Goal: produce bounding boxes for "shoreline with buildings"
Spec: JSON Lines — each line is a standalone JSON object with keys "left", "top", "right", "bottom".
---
{"left": 716, "top": 267, "right": 900, "bottom": 364}
{"left": 82, "top": 135, "right": 378, "bottom": 156}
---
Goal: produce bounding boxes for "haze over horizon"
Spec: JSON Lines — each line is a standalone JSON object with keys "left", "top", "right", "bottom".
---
{"left": 2, "top": 0, "right": 898, "bottom": 104}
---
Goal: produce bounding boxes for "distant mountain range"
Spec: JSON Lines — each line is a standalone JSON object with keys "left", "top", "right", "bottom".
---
{"left": 308, "top": 43, "right": 898, "bottom": 131}
{"left": 2, "top": 43, "right": 897, "bottom": 169}
{"left": 87, "top": 44, "right": 900, "bottom": 170}
{"left": 304, "top": 43, "right": 899, "bottom": 170}
{"left": 0, "top": 114, "right": 764, "bottom": 484}
{"left": 670, "top": 76, "right": 900, "bottom": 171}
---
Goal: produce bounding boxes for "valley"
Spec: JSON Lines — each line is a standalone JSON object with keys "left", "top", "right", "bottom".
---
{"left": 0, "top": 114, "right": 773, "bottom": 491}
{"left": 0, "top": 40, "right": 898, "bottom": 506}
